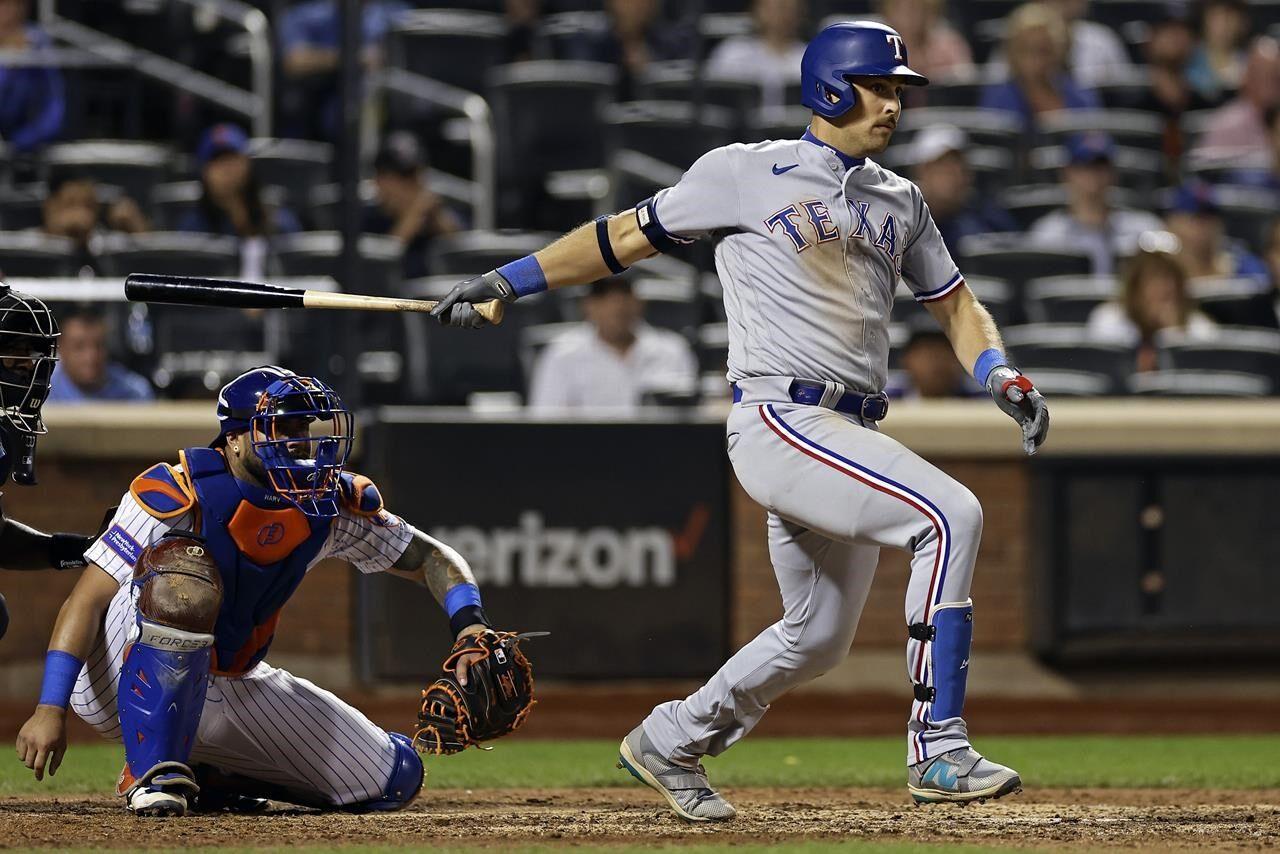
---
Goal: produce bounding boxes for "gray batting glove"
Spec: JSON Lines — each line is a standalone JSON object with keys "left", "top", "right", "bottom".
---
{"left": 429, "top": 270, "right": 517, "bottom": 328}
{"left": 985, "top": 365, "right": 1050, "bottom": 456}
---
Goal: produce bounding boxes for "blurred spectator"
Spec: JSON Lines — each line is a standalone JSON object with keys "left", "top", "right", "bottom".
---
{"left": 706, "top": 0, "right": 807, "bottom": 112}
{"left": 1186, "top": 0, "right": 1249, "bottom": 103}
{"left": 361, "top": 131, "right": 463, "bottom": 280}
{"left": 38, "top": 175, "right": 150, "bottom": 275}
{"left": 177, "top": 124, "right": 302, "bottom": 280}
{"left": 886, "top": 327, "right": 982, "bottom": 399}
{"left": 1224, "top": 107, "right": 1280, "bottom": 189}
{"left": 504, "top": 0, "right": 542, "bottom": 63}
{"left": 278, "top": 0, "right": 409, "bottom": 140}
{"left": 1136, "top": 8, "right": 1215, "bottom": 167}
{"left": 979, "top": 3, "right": 1100, "bottom": 133}
{"left": 1047, "top": 0, "right": 1132, "bottom": 88}
{"left": 905, "top": 126, "right": 1016, "bottom": 256}
{"left": 1164, "top": 181, "right": 1268, "bottom": 283}
{"left": 1087, "top": 248, "right": 1218, "bottom": 371}
{"left": 0, "top": 0, "right": 65, "bottom": 152}
{"left": 528, "top": 278, "right": 697, "bottom": 412}
{"left": 47, "top": 306, "right": 153, "bottom": 403}
{"left": 1192, "top": 37, "right": 1280, "bottom": 163}
{"left": 877, "top": 0, "right": 973, "bottom": 83}
{"left": 1028, "top": 133, "right": 1162, "bottom": 275}
{"left": 566, "top": 0, "right": 692, "bottom": 101}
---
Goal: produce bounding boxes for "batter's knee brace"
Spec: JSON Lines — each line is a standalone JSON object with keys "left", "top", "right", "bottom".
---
{"left": 345, "top": 732, "right": 424, "bottom": 813}
{"left": 119, "top": 534, "right": 223, "bottom": 782}
{"left": 910, "top": 599, "right": 973, "bottom": 721}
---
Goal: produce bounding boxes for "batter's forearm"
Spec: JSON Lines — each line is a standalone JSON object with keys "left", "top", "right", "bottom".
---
{"left": 927, "top": 287, "right": 1004, "bottom": 378}
{"left": 532, "top": 211, "right": 657, "bottom": 290}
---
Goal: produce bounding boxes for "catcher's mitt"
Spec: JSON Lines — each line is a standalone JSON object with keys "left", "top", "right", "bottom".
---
{"left": 412, "top": 630, "right": 539, "bottom": 755}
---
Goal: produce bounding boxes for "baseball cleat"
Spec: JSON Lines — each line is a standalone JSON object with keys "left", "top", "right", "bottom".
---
{"left": 118, "top": 761, "right": 200, "bottom": 818}
{"left": 616, "top": 724, "right": 736, "bottom": 822}
{"left": 908, "top": 747, "right": 1022, "bottom": 805}
{"left": 126, "top": 787, "right": 189, "bottom": 817}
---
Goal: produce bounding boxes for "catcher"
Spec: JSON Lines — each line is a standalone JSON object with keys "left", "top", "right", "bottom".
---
{"left": 15, "top": 366, "right": 535, "bottom": 816}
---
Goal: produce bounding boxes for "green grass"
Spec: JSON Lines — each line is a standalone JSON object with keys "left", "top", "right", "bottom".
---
{"left": 4, "top": 734, "right": 1277, "bottom": 797}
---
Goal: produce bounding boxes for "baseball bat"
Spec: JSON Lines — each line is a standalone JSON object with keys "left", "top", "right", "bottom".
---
{"left": 123, "top": 273, "right": 505, "bottom": 325}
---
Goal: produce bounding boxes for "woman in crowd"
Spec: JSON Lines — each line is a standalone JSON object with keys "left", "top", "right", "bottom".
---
{"left": 979, "top": 2, "right": 1099, "bottom": 132}
{"left": 1088, "top": 246, "right": 1218, "bottom": 372}
{"left": 1186, "top": 0, "right": 1251, "bottom": 104}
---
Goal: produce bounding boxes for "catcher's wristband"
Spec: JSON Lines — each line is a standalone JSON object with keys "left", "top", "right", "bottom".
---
{"left": 38, "top": 650, "right": 83, "bottom": 709}
{"left": 445, "top": 583, "right": 491, "bottom": 636}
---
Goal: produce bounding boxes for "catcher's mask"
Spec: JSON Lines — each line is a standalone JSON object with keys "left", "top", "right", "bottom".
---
{"left": 214, "top": 367, "right": 354, "bottom": 517}
{"left": 0, "top": 284, "right": 60, "bottom": 484}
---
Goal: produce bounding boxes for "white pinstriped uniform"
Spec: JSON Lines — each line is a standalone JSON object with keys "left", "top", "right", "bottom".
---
{"left": 71, "top": 475, "right": 415, "bottom": 806}
{"left": 637, "top": 135, "right": 983, "bottom": 766}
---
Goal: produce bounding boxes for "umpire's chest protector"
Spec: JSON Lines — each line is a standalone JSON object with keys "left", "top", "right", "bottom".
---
{"left": 182, "top": 447, "right": 332, "bottom": 676}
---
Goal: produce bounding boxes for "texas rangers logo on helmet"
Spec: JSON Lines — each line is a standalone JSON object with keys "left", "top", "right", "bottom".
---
{"left": 885, "top": 33, "right": 904, "bottom": 60}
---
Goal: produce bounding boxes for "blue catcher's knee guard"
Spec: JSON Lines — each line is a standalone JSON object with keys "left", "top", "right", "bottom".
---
{"left": 346, "top": 732, "right": 424, "bottom": 812}
{"left": 910, "top": 600, "right": 973, "bottom": 720}
{"left": 119, "top": 619, "right": 214, "bottom": 779}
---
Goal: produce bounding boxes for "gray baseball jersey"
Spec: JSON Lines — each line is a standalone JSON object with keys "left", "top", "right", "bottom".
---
{"left": 633, "top": 132, "right": 988, "bottom": 770}
{"left": 643, "top": 129, "right": 963, "bottom": 392}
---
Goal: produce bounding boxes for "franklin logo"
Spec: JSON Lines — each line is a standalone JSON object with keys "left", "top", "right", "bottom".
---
{"left": 257, "top": 523, "right": 285, "bottom": 547}
{"left": 186, "top": 545, "right": 206, "bottom": 558}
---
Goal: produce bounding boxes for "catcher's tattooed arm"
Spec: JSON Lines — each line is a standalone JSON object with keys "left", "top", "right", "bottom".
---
{"left": 386, "top": 528, "right": 488, "bottom": 685}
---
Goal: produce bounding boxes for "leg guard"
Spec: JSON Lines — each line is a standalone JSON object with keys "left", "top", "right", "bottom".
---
{"left": 120, "top": 534, "right": 222, "bottom": 785}
{"left": 910, "top": 599, "right": 973, "bottom": 721}
{"left": 344, "top": 733, "right": 424, "bottom": 813}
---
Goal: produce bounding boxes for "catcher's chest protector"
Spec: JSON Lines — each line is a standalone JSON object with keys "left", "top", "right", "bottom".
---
{"left": 183, "top": 448, "right": 331, "bottom": 675}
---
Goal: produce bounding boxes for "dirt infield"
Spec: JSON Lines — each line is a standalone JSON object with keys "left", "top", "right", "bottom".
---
{"left": 4, "top": 788, "right": 1278, "bottom": 850}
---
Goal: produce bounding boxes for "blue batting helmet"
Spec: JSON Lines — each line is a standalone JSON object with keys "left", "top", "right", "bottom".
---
{"left": 214, "top": 365, "right": 354, "bottom": 517}
{"left": 800, "top": 21, "right": 929, "bottom": 119}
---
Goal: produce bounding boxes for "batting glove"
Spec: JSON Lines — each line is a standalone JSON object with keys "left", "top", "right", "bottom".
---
{"left": 986, "top": 366, "right": 1050, "bottom": 456}
{"left": 429, "top": 271, "right": 516, "bottom": 329}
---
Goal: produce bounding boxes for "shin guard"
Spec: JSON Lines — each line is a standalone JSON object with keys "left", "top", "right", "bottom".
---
{"left": 911, "top": 599, "right": 973, "bottom": 720}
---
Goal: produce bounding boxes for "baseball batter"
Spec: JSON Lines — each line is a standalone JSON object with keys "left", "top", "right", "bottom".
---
{"left": 432, "top": 20, "right": 1049, "bottom": 820}
{"left": 0, "top": 284, "right": 96, "bottom": 638}
{"left": 15, "top": 366, "right": 506, "bottom": 816}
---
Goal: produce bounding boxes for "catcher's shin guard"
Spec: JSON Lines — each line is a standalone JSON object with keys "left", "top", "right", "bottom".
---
{"left": 346, "top": 733, "right": 424, "bottom": 812}
{"left": 910, "top": 599, "right": 973, "bottom": 720}
{"left": 118, "top": 618, "right": 214, "bottom": 781}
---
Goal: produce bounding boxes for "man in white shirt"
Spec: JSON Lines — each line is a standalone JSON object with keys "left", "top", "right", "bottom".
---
{"left": 1028, "top": 132, "right": 1163, "bottom": 275}
{"left": 528, "top": 277, "right": 698, "bottom": 412}
{"left": 705, "top": 0, "right": 808, "bottom": 113}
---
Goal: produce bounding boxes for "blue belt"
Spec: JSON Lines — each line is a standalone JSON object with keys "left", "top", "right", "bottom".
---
{"left": 732, "top": 379, "right": 889, "bottom": 421}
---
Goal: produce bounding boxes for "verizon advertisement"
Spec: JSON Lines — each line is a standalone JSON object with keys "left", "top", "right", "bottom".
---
{"left": 357, "top": 416, "right": 731, "bottom": 679}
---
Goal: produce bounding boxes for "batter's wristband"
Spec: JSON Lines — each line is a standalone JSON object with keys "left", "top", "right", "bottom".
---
{"left": 38, "top": 650, "right": 83, "bottom": 709}
{"left": 496, "top": 255, "right": 547, "bottom": 298}
{"left": 595, "top": 216, "right": 628, "bottom": 274}
{"left": 973, "top": 349, "right": 1009, "bottom": 385}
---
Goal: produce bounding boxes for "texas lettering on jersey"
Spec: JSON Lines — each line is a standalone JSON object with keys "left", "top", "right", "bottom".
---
{"left": 765, "top": 197, "right": 903, "bottom": 274}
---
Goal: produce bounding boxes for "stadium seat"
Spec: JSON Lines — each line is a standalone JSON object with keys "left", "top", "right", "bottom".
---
{"left": 246, "top": 138, "right": 333, "bottom": 211}
{"left": 1028, "top": 144, "right": 1163, "bottom": 192}
{"left": 0, "top": 185, "right": 47, "bottom": 231}
{"left": 1155, "top": 327, "right": 1280, "bottom": 386}
{"left": 488, "top": 61, "right": 618, "bottom": 178}
{"left": 921, "top": 75, "right": 985, "bottom": 109}
{"left": 697, "top": 322, "right": 730, "bottom": 375}
{"left": 1212, "top": 186, "right": 1277, "bottom": 256}
{"left": 744, "top": 107, "right": 812, "bottom": 144}
{"left": 633, "top": 277, "right": 701, "bottom": 336}
{"left": 1129, "top": 369, "right": 1272, "bottom": 396}
{"left": 1092, "top": 70, "right": 1152, "bottom": 111}
{"left": 387, "top": 10, "right": 509, "bottom": 94}
{"left": 42, "top": 141, "right": 173, "bottom": 203}
{"left": 536, "top": 11, "right": 608, "bottom": 58}
{"left": 272, "top": 232, "right": 403, "bottom": 295}
{"left": 97, "top": 232, "right": 240, "bottom": 278}
{"left": 0, "top": 233, "right": 78, "bottom": 277}
{"left": 603, "top": 101, "right": 735, "bottom": 170}
{"left": 1191, "top": 277, "right": 1280, "bottom": 328}
{"left": 999, "top": 184, "right": 1140, "bottom": 231}
{"left": 608, "top": 149, "right": 684, "bottom": 214}
{"left": 1017, "top": 367, "right": 1114, "bottom": 396}
{"left": 1002, "top": 324, "right": 1132, "bottom": 385}
{"left": 1025, "top": 276, "right": 1118, "bottom": 324}
{"left": 427, "top": 230, "right": 561, "bottom": 277}
{"left": 893, "top": 108, "right": 1022, "bottom": 150}
{"left": 958, "top": 236, "right": 1093, "bottom": 284}
{"left": 1037, "top": 110, "right": 1165, "bottom": 151}
{"left": 638, "top": 63, "right": 764, "bottom": 122}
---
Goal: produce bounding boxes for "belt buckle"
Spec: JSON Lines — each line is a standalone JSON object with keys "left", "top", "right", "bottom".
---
{"left": 860, "top": 393, "right": 888, "bottom": 421}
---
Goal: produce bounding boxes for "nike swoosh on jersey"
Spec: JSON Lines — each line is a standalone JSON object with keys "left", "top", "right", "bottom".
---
{"left": 772, "top": 163, "right": 799, "bottom": 175}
